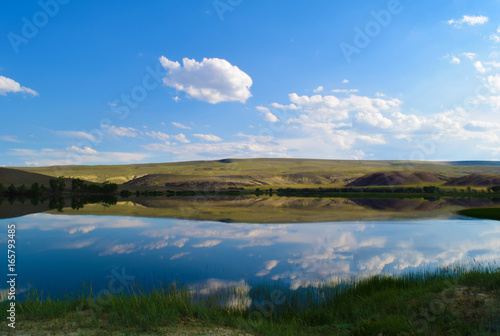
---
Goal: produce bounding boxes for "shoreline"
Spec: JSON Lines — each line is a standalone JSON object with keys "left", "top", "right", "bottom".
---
{"left": 2, "top": 266, "right": 498, "bottom": 335}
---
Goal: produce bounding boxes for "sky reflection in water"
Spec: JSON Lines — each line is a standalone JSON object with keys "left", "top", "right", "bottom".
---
{"left": 1, "top": 214, "right": 499, "bottom": 301}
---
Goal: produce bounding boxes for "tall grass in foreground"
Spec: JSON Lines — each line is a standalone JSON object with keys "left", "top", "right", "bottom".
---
{"left": 3, "top": 262, "right": 499, "bottom": 335}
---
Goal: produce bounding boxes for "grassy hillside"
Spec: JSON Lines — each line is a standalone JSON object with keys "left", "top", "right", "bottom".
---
{"left": 7, "top": 158, "right": 500, "bottom": 188}
{"left": 0, "top": 167, "right": 58, "bottom": 187}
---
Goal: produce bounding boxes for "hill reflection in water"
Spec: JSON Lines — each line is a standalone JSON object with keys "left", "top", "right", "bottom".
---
{"left": 1, "top": 195, "right": 499, "bottom": 222}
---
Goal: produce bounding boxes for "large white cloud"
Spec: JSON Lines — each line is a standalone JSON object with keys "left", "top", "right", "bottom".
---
{"left": 159, "top": 57, "right": 252, "bottom": 104}
{"left": 0, "top": 76, "right": 38, "bottom": 96}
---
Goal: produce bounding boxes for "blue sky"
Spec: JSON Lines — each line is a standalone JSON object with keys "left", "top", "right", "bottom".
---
{"left": 1, "top": 0, "right": 500, "bottom": 166}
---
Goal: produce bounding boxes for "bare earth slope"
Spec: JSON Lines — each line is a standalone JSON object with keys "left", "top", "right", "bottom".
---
{"left": 444, "top": 174, "right": 500, "bottom": 186}
{"left": 347, "top": 171, "right": 447, "bottom": 186}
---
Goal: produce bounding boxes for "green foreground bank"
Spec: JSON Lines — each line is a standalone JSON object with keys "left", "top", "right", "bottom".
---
{"left": 2, "top": 266, "right": 498, "bottom": 335}
{"left": 458, "top": 207, "right": 500, "bottom": 221}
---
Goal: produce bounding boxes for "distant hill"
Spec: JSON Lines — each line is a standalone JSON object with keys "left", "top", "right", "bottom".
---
{"left": 4, "top": 159, "right": 500, "bottom": 189}
{"left": 347, "top": 171, "right": 447, "bottom": 186}
{"left": 0, "top": 167, "right": 56, "bottom": 187}
{"left": 444, "top": 174, "right": 500, "bottom": 186}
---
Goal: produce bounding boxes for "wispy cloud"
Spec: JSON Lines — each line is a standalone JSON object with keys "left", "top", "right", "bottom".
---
{"left": 172, "top": 133, "right": 190, "bottom": 143}
{"left": 0, "top": 135, "right": 22, "bottom": 143}
{"left": 67, "top": 146, "right": 98, "bottom": 155}
{"left": 192, "top": 240, "right": 222, "bottom": 248}
{"left": 0, "top": 76, "right": 38, "bottom": 96}
{"left": 172, "top": 122, "right": 191, "bottom": 130}
{"left": 9, "top": 148, "right": 150, "bottom": 166}
{"left": 54, "top": 130, "right": 100, "bottom": 142}
{"left": 193, "top": 134, "right": 223, "bottom": 142}
{"left": 313, "top": 86, "right": 324, "bottom": 93}
{"left": 170, "top": 252, "right": 190, "bottom": 260}
{"left": 450, "top": 56, "right": 461, "bottom": 64}
{"left": 144, "top": 130, "right": 170, "bottom": 142}
{"left": 102, "top": 125, "right": 138, "bottom": 138}
{"left": 448, "top": 15, "right": 488, "bottom": 27}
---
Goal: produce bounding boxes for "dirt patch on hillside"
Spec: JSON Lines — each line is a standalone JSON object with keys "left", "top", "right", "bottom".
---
{"left": 347, "top": 171, "right": 446, "bottom": 186}
{"left": 445, "top": 174, "right": 500, "bottom": 186}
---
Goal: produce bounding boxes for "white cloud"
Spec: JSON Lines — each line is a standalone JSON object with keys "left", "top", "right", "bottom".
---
{"left": 0, "top": 135, "right": 21, "bottom": 143}
{"left": 0, "top": 76, "right": 38, "bottom": 96}
{"left": 448, "top": 15, "right": 488, "bottom": 27}
{"left": 287, "top": 93, "right": 402, "bottom": 122}
{"left": 68, "top": 146, "right": 98, "bottom": 155}
{"left": 357, "top": 134, "right": 386, "bottom": 145}
{"left": 474, "top": 61, "right": 487, "bottom": 73}
{"left": 491, "top": 34, "right": 500, "bottom": 43}
{"left": 192, "top": 240, "right": 222, "bottom": 248}
{"left": 486, "top": 61, "right": 500, "bottom": 68}
{"left": 271, "top": 102, "right": 300, "bottom": 110}
{"left": 99, "top": 243, "right": 136, "bottom": 256}
{"left": 462, "top": 52, "right": 477, "bottom": 60}
{"left": 144, "top": 130, "right": 170, "bottom": 142}
{"left": 264, "top": 112, "right": 279, "bottom": 122}
{"left": 160, "top": 56, "right": 252, "bottom": 104}
{"left": 486, "top": 74, "right": 500, "bottom": 93}
{"left": 450, "top": 56, "right": 461, "bottom": 64}
{"left": 355, "top": 110, "right": 393, "bottom": 129}
{"left": 255, "top": 106, "right": 280, "bottom": 123}
{"left": 54, "top": 130, "right": 100, "bottom": 142}
{"left": 342, "top": 79, "right": 349, "bottom": 84}
{"left": 9, "top": 148, "right": 150, "bottom": 166}
{"left": 193, "top": 133, "right": 223, "bottom": 142}
{"left": 143, "top": 138, "right": 288, "bottom": 161}
{"left": 256, "top": 260, "right": 280, "bottom": 277}
{"left": 172, "top": 122, "right": 191, "bottom": 130}
{"left": 313, "top": 86, "right": 324, "bottom": 93}
{"left": 172, "top": 238, "right": 189, "bottom": 248}
{"left": 170, "top": 252, "right": 190, "bottom": 260}
{"left": 331, "top": 89, "right": 360, "bottom": 93}
{"left": 102, "top": 125, "right": 138, "bottom": 138}
{"left": 172, "top": 133, "right": 190, "bottom": 143}
{"left": 255, "top": 106, "right": 270, "bottom": 113}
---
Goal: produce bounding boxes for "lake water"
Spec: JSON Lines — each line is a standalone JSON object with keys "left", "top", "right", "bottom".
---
{"left": 1, "top": 202, "right": 499, "bottom": 303}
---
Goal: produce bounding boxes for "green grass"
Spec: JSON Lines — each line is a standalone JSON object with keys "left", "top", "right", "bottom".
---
{"left": 458, "top": 207, "right": 500, "bottom": 220}
{"left": 4, "top": 265, "right": 499, "bottom": 335}
{"left": 9, "top": 158, "right": 500, "bottom": 186}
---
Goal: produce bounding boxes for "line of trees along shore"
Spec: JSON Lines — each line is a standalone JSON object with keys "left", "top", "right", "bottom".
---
{"left": 0, "top": 177, "right": 118, "bottom": 197}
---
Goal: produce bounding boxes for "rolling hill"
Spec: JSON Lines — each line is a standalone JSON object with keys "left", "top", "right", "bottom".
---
{"left": 3, "top": 159, "right": 500, "bottom": 189}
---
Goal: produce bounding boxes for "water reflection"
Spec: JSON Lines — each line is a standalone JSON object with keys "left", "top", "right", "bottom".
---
{"left": 1, "top": 213, "right": 498, "bottom": 300}
{"left": 2, "top": 196, "right": 500, "bottom": 222}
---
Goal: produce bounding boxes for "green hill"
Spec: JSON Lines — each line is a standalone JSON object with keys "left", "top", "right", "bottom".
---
{"left": 4, "top": 158, "right": 500, "bottom": 189}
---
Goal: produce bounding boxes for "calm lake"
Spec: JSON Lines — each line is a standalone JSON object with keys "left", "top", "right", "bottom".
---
{"left": 1, "top": 196, "right": 499, "bottom": 303}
